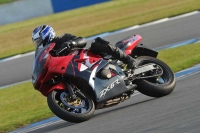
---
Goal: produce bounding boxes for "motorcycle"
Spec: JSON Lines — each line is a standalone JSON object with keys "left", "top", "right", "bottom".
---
{"left": 32, "top": 34, "right": 176, "bottom": 123}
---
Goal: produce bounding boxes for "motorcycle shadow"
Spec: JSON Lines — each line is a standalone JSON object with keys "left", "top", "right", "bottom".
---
{"left": 29, "top": 97, "right": 157, "bottom": 133}
{"left": 94, "top": 97, "right": 157, "bottom": 118}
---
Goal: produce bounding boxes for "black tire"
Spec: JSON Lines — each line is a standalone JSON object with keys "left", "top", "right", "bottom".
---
{"left": 47, "top": 89, "right": 95, "bottom": 123}
{"left": 134, "top": 56, "right": 176, "bottom": 97}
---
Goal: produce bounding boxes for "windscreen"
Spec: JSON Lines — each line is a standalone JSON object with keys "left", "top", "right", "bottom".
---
{"left": 32, "top": 46, "right": 49, "bottom": 88}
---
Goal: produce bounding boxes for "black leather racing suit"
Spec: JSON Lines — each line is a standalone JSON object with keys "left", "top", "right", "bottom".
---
{"left": 90, "top": 37, "right": 135, "bottom": 68}
{"left": 51, "top": 33, "right": 86, "bottom": 51}
{"left": 49, "top": 34, "right": 134, "bottom": 68}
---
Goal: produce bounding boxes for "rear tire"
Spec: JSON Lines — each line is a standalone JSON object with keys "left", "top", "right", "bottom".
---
{"left": 134, "top": 56, "right": 176, "bottom": 97}
{"left": 47, "top": 90, "right": 95, "bottom": 123}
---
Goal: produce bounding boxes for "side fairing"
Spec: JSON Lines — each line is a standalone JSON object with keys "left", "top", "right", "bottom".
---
{"left": 64, "top": 54, "right": 103, "bottom": 83}
{"left": 65, "top": 50, "right": 128, "bottom": 103}
{"left": 93, "top": 74, "right": 128, "bottom": 102}
{"left": 92, "top": 64, "right": 128, "bottom": 103}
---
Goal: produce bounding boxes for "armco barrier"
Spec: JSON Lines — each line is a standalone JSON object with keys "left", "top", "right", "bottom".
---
{"left": 0, "top": 0, "right": 109, "bottom": 25}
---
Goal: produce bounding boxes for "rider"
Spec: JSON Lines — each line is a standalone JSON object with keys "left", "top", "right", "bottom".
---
{"left": 32, "top": 25, "right": 135, "bottom": 69}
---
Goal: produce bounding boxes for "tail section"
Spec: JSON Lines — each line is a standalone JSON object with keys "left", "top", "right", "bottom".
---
{"left": 115, "top": 34, "right": 142, "bottom": 55}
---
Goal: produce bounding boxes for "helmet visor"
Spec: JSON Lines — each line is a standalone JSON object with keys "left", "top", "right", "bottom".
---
{"left": 33, "top": 37, "right": 43, "bottom": 48}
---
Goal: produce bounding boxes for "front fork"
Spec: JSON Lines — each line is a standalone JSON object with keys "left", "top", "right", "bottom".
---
{"left": 63, "top": 79, "right": 77, "bottom": 100}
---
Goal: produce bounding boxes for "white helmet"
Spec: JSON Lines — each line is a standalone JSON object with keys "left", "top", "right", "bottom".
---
{"left": 32, "top": 25, "right": 56, "bottom": 49}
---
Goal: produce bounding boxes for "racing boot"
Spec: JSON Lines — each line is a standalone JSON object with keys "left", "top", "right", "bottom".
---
{"left": 91, "top": 37, "right": 136, "bottom": 69}
{"left": 112, "top": 46, "right": 136, "bottom": 70}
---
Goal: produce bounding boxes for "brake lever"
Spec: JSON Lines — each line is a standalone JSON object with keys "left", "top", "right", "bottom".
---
{"left": 55, "top": 47, "right": 69, "bottom": 56}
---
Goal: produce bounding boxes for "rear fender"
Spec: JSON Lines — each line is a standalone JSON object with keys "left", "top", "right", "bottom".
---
{"left": 131, "top": 43, "right": 158, "bottom": 58}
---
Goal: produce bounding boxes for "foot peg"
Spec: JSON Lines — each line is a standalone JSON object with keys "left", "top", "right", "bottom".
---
{"left": 126, "top": 84, "right": 137, "bottom": 95}
{"left": 126, "top": 84, "right": 137, "bottom": 90}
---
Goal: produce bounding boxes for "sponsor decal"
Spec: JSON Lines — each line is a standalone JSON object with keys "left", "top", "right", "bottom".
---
{"left": 99, "top": 79, "right": 120, "bottom": 98}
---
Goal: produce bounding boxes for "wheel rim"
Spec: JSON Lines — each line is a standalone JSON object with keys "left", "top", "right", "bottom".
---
{"left": 137, "top": 60, "right": 172, "bottom": 85}
{"left": 54, "top": 91, "right": 91, "bottom": 114}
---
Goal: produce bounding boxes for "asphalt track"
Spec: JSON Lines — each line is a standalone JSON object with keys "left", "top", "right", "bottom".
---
{"left": 7, "top": 11, "right": 200, "bottom": 133}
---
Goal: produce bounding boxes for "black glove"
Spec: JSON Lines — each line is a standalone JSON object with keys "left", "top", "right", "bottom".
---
{"left": 94, "top": 37, "right": 109, "bottom": 45}
{"left": 56, "top": 41, "right": 76, "bottom": 56}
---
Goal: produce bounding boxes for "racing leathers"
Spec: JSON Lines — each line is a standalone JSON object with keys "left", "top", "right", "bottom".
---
{"left": 47, "top": 34, "right": 135, "bottom": 69}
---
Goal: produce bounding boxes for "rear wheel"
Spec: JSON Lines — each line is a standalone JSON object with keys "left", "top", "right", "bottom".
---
{"left": 47, "top": 89, "right": 95, "bottom": 123}
{"left": 134, "top": 56, "right": 176, "bottom": 97}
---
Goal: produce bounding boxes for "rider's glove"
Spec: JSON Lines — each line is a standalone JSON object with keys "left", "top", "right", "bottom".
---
{"left": 56, "top": 41, "right": 76, "bottom": 56}
{"left": 63, "top": 40, "right": 77, "bottom": 49}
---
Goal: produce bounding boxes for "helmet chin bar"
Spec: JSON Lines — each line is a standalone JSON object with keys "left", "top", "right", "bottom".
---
{"left": 37, "top": 44, "right": 44, "bottom": 49}
{"left": 32, "top": 25, "right": 56, "bottom": 49}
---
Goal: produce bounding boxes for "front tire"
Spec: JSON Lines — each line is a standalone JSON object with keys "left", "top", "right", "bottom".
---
{"left": 134, "top": 56, "right": 176, "bottom": 97}
{"left": 47, "top": 89, "right": 95, "bottom": 123}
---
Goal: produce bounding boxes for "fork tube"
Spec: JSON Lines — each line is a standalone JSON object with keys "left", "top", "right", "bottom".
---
{"left": 64, "top": 81, "right": 76, "bottom": 99}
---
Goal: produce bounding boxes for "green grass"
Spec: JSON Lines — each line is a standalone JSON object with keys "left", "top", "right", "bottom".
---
{"left": 1, "top": 42, "right": 200, "bottom": 133}
{"left": 158, "top": 43, "right": 200, "bottom": 72}
{"left": 0, "top": 0, "right": 200, "bottom": 59}
{"left": 0, "top": 82, "right": 54, "bottom": 133}
{"left": 0, "top": 0, "right": 17, "bottom": 5}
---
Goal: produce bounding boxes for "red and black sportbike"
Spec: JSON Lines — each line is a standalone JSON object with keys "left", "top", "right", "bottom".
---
{"left": 32, "top": 34, "right": 176, "bottom": 123}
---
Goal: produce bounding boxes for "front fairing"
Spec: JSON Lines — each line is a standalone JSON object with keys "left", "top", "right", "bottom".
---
{"left": 32, "top": 44, "right": 55, "bottom": 89}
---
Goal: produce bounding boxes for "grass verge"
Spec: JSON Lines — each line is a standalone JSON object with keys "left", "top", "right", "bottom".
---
{"left": 0, "top": 0, "right": 16, "bottom": 5}
{"left": 0, "top": 0, "right": 200, "bottom": 59}
{"left": 1, "top": 42, "right": 200, "bottom": 132}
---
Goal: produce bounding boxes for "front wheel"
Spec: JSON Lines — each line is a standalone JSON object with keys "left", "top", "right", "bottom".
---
{"left": 133, "top": 56, "right": 176, "bottom": 97}
{"left": 47, "top": 89, "right": 95, "bottom": 123}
